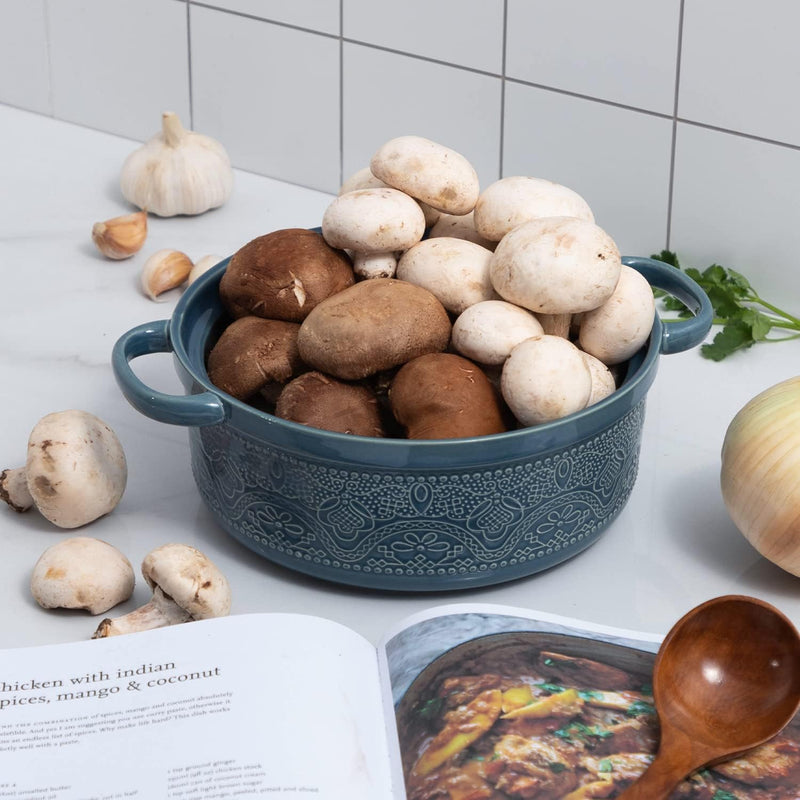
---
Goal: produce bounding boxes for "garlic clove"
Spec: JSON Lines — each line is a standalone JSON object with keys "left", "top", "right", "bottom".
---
{"left": 187, "top": 254, "right": 224, "bottom": 285}
{"left": 91, "top": 211, "right": 147, "bottom": 259}
{"left": 141, "top": 249, "right": 193, "bottom": 301}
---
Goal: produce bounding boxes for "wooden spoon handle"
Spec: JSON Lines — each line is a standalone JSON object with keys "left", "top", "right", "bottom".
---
{"left": 615, "top": 751, "right": 695, "bottom": 800}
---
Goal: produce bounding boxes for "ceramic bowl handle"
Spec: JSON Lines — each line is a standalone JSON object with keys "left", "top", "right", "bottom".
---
{"left": 112, "top": 320, "right": 226, "bottom": 427}
{"left": 623, "top": 256, "right": 714, "bottom": 355}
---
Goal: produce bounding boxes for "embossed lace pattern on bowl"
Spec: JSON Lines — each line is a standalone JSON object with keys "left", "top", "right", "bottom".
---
{"left": 191, "top": 403, "right": 644, "bottom": 581}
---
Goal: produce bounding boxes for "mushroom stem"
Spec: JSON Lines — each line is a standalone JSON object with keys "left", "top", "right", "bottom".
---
{"left": 92, "top": 585, "right": 193, "bottom": 638}
{"left": 538, "top": 312, "right": 572, "bottom": 339}
{"left": 0, "top": 467, "right": 33, "bottom": 512}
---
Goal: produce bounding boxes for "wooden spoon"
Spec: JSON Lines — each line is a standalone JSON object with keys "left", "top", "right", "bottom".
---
{"left": 617, "top": 594, "right": 800, "bottom": 799}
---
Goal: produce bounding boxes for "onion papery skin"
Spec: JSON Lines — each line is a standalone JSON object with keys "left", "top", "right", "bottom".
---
{"left": 721, "top": 376, "right": 800, "bottom": 575}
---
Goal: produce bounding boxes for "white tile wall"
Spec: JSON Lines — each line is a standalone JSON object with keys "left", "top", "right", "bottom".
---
{"left": 506, "top": 0, "right": 681, "bottom": 115}
{"left": 342, "top": 44, "right": 502, "bottom": 191}
{"left": 2, "top": 0, "right": 800, "bottom": 303}
{"left": 503, "top": 84, "right": 673, "bottom": 257}
{"left": 190, "top": 5, "right": 340, "bottom": 192}
{"left": 680, "top": 0, "right": 800, "bottom": 144}
{"left": 0, "top": 0, "right": 51, "bottom": 115}
{"left": 48, "top": 0, "right": 191, "bottom": 141}
{"left": 671, "top": 123, "right": 800, "bottom": 304}
{"left": 343, "top": 0, "right": 505, "bottom": 74}
{"left": 192, "top": 0, "right": 340, "bottom": 36}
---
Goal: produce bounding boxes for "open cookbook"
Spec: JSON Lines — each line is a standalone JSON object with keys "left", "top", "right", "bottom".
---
{"left": 0, "top": 603, "right": 796, "bottom": 799}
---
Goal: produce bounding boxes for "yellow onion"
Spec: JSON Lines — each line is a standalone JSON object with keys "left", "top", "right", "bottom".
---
{"left": 721, "top": 376, "right": 800, "bottom": 575}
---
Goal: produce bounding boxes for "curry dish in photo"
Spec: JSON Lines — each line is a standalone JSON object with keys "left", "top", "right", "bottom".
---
{"left": 396, "top": 633, "right": 800, "bottom": 799}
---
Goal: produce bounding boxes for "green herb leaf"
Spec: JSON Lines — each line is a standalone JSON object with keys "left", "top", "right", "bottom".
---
{"left": 598, "top": 758, "right": 614, "bottom": 773}
{"left": 417, "top": 697, "right": 443, "bottom": 720}
{"left": 701, "top": 319, "right": 756, "bottom": 361}
{"left": 650, "top": 250, "right": 800, "bottom": 361}
{"left": 626, "top": 698, "right": 656, "bottom": 717}
{"left": 554, "top": 721, "right": 614, "bottom": 743}
{"left": 537, "top": 682, "right": 565, "bottom": 695}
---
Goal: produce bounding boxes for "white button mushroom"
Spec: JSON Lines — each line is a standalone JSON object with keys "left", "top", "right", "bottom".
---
{"left": 352, "top": 251, "right": 400, "bottom": 280}
{"left": 473, "top": 176, "right": 595, "bottom": 243}
{"left": 579, "top": 265, "right": 656, "bottom": 365}
{"left": 322, "top": 187, "right": 426, "bottom": 257}
{"left": 501, "top": 335, "right": 592, "bottom": 426}
{"left": 490, "top": 216, "right": 622, "bottom": 316}
{"left": 428, "top": 210, "right": 496, "bottom": 250}
{"left": 396, "top": 237, "right": 498, "bottom": 314}
{"left": 338, "top": 165, "right": 387, "bottom": 195}
{"left": 582, "top": 351, "right": 618, "bottom": 406}
{"left": 92, "top": 543, "right": 231, "bottom": 638}
{"left": 339, "top": 166, "right": 441, "bottom": 227}
{"left": 0, "top": 410, "right": 127, "bottom": 528}
{"left": 30, "top": 537, "right": 135, "bottom": 615}
{"left": 451, "top": 300, "right": 544, "bottom": 365}
{"left": 370, "top": 135, "right": 480, "bottom": 215}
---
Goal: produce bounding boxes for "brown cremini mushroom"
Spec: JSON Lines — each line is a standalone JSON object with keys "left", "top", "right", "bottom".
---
{"left": 297, "top": 278, "right": 452, "bottom": 381}
{"left": 219, "top": 228, "right": 354, "bottom": 322}
{"left": 275, "top": 371, "right": 385, "bottom": 437}
{"left": 0, "top": 410, "right": 127, "bottom": 528}
{"left": 30, "top": 536, "right": 135, "bottom": 615}
{"left": 207, "top": 316, "right": 305, "bottom": 400}
{"left": 92, "top": 543, "right": 231, "bottom": 638}
{"left": 390, "top": 353, "right": 507, "bottom": 439}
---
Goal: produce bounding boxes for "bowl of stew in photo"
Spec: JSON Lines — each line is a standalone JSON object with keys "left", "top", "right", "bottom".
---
{"left": 395, "top": 630, "right": 800, "bottom": 797}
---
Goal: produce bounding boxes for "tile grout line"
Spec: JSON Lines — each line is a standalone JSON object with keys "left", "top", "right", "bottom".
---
{"left": 339, "top": 0, "right": 344, "bottom": 188}
{"left": 42, "top": 0, "right": 54, "bottom": 118}
{"left": 172, "top": 3, "right": 800, "bottom": 156}
{"left": 499, "top": 0, "right": 508, "bottom": 178}
{"left": 666, "top": 0, "right": 686, "bottom": 250}
{"left": 186, "top": 0, "right": 194, "bottom": 129}
{"left": 20, "top": 1, "right": 800, "bottom": 180}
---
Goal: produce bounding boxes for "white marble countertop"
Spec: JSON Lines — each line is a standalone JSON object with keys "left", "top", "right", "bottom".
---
{"left": 2, "top": 104, "right": 800, "bottom": 652}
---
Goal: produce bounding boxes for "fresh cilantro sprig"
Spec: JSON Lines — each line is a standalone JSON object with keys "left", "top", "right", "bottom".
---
{"left": 651, "top": 250, "right": 800, "bottom": 361}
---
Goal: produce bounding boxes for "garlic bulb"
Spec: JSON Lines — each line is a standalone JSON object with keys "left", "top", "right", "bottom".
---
{"left": 120, "top": 112, "right": 233, "bottom": 217}
{"left": 721, "top": 376, "right": 800, "bottom": 575}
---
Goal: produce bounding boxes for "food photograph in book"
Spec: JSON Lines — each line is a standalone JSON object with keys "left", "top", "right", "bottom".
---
{"left": 383, "top": 611, "right": 800, "bottom": 799}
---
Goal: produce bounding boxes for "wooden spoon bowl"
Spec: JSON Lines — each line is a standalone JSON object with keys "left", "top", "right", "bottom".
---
{"left": 617, "top": 595, "right": 800, "bottom": 799}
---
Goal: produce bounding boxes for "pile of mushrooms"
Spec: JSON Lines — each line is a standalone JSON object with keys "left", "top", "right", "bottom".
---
{"left": 28, "top": 536, "right": 230, "bottom": 639}
{"left": 0, "top": 409, "right": 230, "bottom": 639}
{"left": 207, "top": 135, "right": 656, "bottom": 439}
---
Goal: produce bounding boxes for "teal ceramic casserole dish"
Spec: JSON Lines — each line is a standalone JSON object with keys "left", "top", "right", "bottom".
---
{"left": 112, "top": 256, "right": 712, "bottom": 591}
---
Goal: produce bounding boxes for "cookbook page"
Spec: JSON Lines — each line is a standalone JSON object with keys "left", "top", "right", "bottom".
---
{"left": 377, "top": 603, "right": 800, "bottom": 800}
{"left": 0, "top": 613, "right": 393, "bottom": 800}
